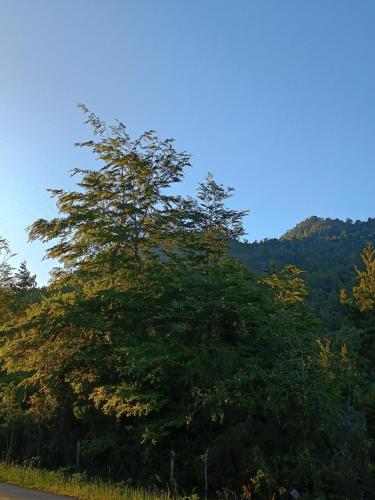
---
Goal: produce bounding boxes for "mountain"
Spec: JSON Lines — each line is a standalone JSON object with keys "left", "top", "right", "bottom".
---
{"left": 231, "top": 216, "right": 375, "bottom": 330}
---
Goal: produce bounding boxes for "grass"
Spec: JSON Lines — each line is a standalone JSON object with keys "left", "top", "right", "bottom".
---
{"left": 0, "top": 461, "right": 191, "bottom": 499}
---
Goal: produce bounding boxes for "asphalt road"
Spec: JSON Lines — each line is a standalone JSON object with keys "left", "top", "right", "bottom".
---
{"left": 0, "top": 483, "right": 75, "bottom": 499}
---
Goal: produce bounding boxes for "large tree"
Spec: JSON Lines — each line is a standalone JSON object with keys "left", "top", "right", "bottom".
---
{"left": 1, "top": 109, "right": 256, "bottom": 481}
{"left": 29, "top": 105, "right": 191, "bottom": 279}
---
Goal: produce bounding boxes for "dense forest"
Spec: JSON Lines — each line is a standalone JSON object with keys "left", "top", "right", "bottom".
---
{"left": 232, "top": 216, "right": 375, "bottom": 331}
{"left": 0, "top": 110, "right": 374, "bottom": 499}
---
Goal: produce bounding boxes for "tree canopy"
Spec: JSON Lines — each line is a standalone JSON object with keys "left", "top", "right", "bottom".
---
{"left": 0, "top": 111, "right": 373, "bottom": 499}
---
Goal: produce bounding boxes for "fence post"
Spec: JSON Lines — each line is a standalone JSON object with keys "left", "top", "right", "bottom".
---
{"left": 201, "top": 448, "right": 209, "bottom": 499}
{"left": 170, "top": 449, "right": 175, "bottom": 482}
{"left": 205, "top": 449, "right": 209, "bottom": 499}
{"left": 76, "top": 440, "right": 80, "bottom": 472}
{"left": 169, "top": 450, "right": 177, "bottom": 498}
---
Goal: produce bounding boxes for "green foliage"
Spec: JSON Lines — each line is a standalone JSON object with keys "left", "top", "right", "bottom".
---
{"left": 231, "top": 216, "right": 375, "bottom": 331}
{"left": 0, "top": 238, "right": 15, "bottom": 289}
{"left": 14, "top": 261, "right": 37, "bottom": 292}
{"left": 262, "top": 264, "right": 308, "bottom": 309}
{"left": 340, "top": 243, "right": 375, "bottom": 362}
{"left": 351, "top": 243, "right": 375, "bottom": 313}
{"left": 281, "top": 215, "right": 361, "bottom": 241}
{"left": 0, "top": 112, "right": 373, "bottom": 498}
{"left": 340, "top": 244, "right": 375, "bottom": 477}
{"left": 0, "top": 238, "right": 16, "bottom": 324}
{"left": 28, "top": 104, "right": 191, "bottom": 279}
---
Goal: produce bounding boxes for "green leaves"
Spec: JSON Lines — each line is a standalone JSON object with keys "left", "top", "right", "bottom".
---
{"left": 28, "top": 108, "right": 191, "bottom": 275}
{"left": 0, "top": 109, "right": 372, "bottom": 496}
{"left": 262, "top": 264, "right": 308, "bottom": 308}
{"left": 353, "top": 243, "right": 375, "bottom": 314}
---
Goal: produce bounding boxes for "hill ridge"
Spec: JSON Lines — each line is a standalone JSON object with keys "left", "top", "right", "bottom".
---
{"left": 231, "top": 216, "right": 375, "bottom": 329}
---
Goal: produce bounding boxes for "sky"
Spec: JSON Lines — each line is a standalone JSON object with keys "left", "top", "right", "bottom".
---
{"left": 1, "top": 0, "right": 374, "bottom": 285}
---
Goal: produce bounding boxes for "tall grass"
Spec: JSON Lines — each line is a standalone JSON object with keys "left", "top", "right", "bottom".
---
{"left": 0, "top": 461, "right": 189, "bottom": 499}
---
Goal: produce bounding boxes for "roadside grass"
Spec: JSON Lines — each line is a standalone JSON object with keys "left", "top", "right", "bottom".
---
{"left": 0, "top": 461, "right": 190, "bottom": 499}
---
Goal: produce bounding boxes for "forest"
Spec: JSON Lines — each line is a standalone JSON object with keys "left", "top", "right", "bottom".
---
{"left": 0, "top": 109, "right": 374, "bottom": 499}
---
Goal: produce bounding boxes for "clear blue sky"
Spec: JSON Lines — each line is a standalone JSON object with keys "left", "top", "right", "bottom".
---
{"left": 1, "top": 1, "right": 374, "bottom": 285}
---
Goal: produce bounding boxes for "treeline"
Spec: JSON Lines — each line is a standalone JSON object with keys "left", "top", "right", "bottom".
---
{"left": 0, "top": 109, "right": 374, "bottom": 499}
{"left": 231, "top": 216, "right": 375, "bottom": 331}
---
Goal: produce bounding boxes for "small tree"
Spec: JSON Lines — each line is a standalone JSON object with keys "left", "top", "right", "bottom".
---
{"left": 0, "top": 238, "right": 15, "bottom": 324}
{"left": 352, "top": 243, "right": 375, "bottom": 314}
{"left": 341, "top": 243, "right": 375, "bottom": 314}
{"left": 0, "top": 238, "right": 14, "bottom": 289}
{"left": 176, "top": 172, "right": 249, "bottom": 264}
{"left": 14, "top": 261, "right": 37, "bottom": 292}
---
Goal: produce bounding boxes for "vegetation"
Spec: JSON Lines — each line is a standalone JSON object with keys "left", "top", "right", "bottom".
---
{"left": 0, "top": 461, "right": 174, "bottom": 499}
{"left": 231, "top": 216, "right": 375, "bottom": 330}
{"left": 0, "top": 109, "right": 374, "bottom": 498}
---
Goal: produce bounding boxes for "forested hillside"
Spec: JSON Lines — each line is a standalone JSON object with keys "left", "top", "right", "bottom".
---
{"left": 232, "top": 216, "right": 375, "bottom": 330}
{"left": 0, "top": 111, "right": 374, "bottom": 499}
